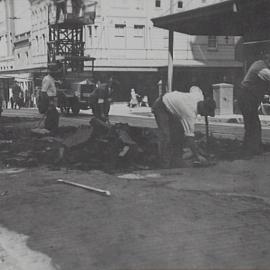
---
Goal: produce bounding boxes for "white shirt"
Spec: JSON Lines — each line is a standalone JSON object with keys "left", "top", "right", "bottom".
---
{"left": 162, "top": 86, "right": 204, "bottom": 136}
{"left": 41, "top": 75, "right": 57, "bottom": 97}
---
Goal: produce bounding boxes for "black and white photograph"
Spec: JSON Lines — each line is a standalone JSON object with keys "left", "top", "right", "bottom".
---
{"left": 0, "top": 0, "right": 270, "bottom": 269}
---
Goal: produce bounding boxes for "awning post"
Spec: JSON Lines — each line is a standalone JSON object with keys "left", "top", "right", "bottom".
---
{"left": 168, "top": 30, "right": 174, "bottom": 92}
{"left": 167, "top": 0, "right": 174, "bottom": 92}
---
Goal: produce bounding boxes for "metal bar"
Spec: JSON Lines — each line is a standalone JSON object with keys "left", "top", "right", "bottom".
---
{"left": 57, "top": 179, "right": 111, "bottom": 196}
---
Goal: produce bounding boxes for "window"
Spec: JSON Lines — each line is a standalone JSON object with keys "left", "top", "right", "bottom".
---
{"left": 135, "top": 0, "right": 143, "bottom": 10}
{"left": 35, "top": 36, "right": 39, "bottom": 54}
{"left": 134, "top": 25, "right": 145, "bottom": 37}
{"left": 177, "top": 1, "right": 183, "bottom": 8}
{"left": 208, "top": 36, "right": 217, "bottom": 50}
{"left": 42, "top": 34, "right": 46, "bottom": 54}
{"left": 155, "top": 0, "right": 161, "bottom": 8}
{"left": 115, "top": 24, "right": 126, "bottom": 37}
{"left": 17, "top": 53, "right": 21, "bottom": 59}
{"left": 88, "top": 25, "right": 92, "bottom": 37}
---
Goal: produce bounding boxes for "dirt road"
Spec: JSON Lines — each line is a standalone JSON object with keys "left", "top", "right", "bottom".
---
{"left": 1, "top": 156, "right": 270, "bottom": 269}
{"left": 1, "top": 109, "right": 270, "bottom": 269}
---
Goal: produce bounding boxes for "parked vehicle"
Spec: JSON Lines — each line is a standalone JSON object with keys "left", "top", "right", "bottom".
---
{"left": 57, "top": 79, "right": 96, "bottom": 115}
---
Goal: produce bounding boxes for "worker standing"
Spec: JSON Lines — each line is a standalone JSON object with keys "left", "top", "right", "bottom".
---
{"left": 39, "top": 67, "right": 57, "bottom": 113}
{"left": 71, "top": 0, "right": 83, "bottom": 18}
{"left": 237, "top": 51, "right": 270, "bottom": 155}
{"left": 152, "top": 84, "right": 215, "bottom": 168}
{"left": 55, "top": 0, "right": 67, "bottom": 23}
{"left": 89, "top": 78, "right": 115, "bottom": 122}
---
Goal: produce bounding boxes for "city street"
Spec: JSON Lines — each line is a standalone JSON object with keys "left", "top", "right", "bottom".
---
{"left": 1, "top": 108, "right": 270, "bottom": 269}
{"left": 1, "top": 0, "right": 270, "bottom": 268}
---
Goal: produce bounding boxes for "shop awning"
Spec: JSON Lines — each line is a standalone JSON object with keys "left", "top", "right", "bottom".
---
{"left": 152, "top": 0, "right": 270, "bottom": 38}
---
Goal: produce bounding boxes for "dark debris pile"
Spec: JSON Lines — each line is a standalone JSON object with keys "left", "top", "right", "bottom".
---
{"left": 0, "top": 117, "right": 160, "bottom": 171}
{"left": 1, "top": 116, "right": 269, "bottom": 172}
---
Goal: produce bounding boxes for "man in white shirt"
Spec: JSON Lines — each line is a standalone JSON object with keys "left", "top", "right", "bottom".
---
{"left": 41, "top": 73, "right": 57, "bottom": 98}
{"left": 152, "top": 85, "right": 215, "bottom": 168}
{"left": 38, "top": 68, "right": 58, "bottom": 113}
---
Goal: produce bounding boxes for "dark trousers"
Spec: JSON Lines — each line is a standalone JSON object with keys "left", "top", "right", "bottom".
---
{"left": 152, "top": 97, "right": 184, "bottom": 168}
{"left": 72, "top": 0, "right": 82, "bottom": 17}
{"left": 92, "top": 100, "right": 110, "bottom": 121}
{"left": 237, "top": 87, "right": 262, "bottom": 154}
{"left": 56, "top": 2, "right": 67, "bottom": 22}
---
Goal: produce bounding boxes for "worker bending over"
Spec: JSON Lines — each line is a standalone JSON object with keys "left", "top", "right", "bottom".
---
{"left": 152, "top": 85, "right": 215, "bottom": 168}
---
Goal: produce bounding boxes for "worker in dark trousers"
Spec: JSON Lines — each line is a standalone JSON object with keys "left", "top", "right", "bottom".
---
{"left": 71, "top": 0, "right": 83, "bottom": 18}
{"left": 237, "top": 51, "right": 270, "bottom": 155}
{"left": 55, "top": 0, "right": 67, "bottom": 23}
{"left": 152, "top": 85, "right": 215, "bottom": 168}
{"left": 90, "top": 81, "right": 113, "bottom": 122}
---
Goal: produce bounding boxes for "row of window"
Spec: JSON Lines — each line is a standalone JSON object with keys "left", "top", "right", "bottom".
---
{"left": 88, "top": 23, "right": 221, "bottom": 49}
{"left": 32, "top": 6, "right": 47, "bottom": 26}
{"left": 0, "top": 66, "right": 13, "bottom": 71}
{"left": 155, "top": 0, "right": 183, "bottom": 8}
{"left": 33, "top": 34, "right": 47, "bottom": 55}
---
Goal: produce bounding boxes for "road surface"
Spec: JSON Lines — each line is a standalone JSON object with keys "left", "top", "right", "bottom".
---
{"left": 3, "top": 106, "right": 270, "bottom": 143}
{"left": 1, "top": 107, "right": 270, "bottom": 269}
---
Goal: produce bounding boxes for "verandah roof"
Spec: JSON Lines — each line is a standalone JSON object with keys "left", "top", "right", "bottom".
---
{"left": 151, "top": 0, "right": 270, "bottom": 39}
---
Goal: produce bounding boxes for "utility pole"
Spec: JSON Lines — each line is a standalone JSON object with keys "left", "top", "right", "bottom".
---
{"left": 167, "top": 0, "right": 174, "bottom": 92}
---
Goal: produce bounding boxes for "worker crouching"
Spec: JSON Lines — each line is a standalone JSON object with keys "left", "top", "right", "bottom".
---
{"left": 152, "top": 85, "right": 215, "bottom": 168}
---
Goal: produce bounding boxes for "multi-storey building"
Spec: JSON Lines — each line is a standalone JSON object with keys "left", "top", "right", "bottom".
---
{"left": 0, "top": 0, "right": 242, "bottom": 103}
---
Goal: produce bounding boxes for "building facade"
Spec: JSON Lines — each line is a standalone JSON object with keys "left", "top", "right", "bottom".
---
{"left": 0, "top": 0, "right": 242, "bottom": 104}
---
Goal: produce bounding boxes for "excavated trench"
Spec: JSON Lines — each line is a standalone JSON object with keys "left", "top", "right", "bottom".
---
{"left": 0, "top": 116, "right": 269, "bottom": 172}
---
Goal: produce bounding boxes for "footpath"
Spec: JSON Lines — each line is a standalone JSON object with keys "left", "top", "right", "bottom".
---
{"left": 109, "top": 103, "right": 270, "bottom": 143}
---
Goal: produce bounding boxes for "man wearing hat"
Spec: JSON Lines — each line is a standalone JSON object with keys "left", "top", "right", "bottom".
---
{"left": 237, "top": 50, "right": 270, "bottom": 155}
{"left": 39, "top": 65, "right": 58, "bottom": 113}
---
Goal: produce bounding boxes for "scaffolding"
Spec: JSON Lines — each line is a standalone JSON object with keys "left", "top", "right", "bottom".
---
{"left": 47, "top": 1, "right": 96, "bottom": 73}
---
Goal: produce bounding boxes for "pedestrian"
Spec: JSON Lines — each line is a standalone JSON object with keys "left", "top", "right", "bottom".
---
{"left": 152, "top": 84, "right": 215, "bottom": 168}
{"left": 129, "top": 88, "right": 139, "bottom": 108}
{"left": 12, "top": 81, "right": 22, "bottom": 109}
{"left": 55, "top": 0, "right": 67, "bottom": 23}
{"left": 0, "top": 86, "right": 4, "bottom": 116}
{"left": 237, "top": 50, "right": 270, "bottom": 155}
{"left": 141, "top": 95, "right": 149, "bottom": 107}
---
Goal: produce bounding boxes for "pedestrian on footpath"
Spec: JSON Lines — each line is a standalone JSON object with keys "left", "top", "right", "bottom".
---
{"left": 237, "top": 51, "right": 270, "bottom": 155}
{"left": 152, "top": 84, "right": 215, "bottom": 168}
{"left": 0, "top": 86, "right": 4, "bottom": 116}
{"left": 11, "top": 81, "right": 23, "bottom": 109}
{"left": 129, "top": 88, "right": 139, "bottom": 108}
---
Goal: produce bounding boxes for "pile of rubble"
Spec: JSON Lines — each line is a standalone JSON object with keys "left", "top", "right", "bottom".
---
{"left": 1, "top": 116, "right": 269, "bottom": 171}
{"left": 0, "top": 117, "right": 160, "bottom": 171}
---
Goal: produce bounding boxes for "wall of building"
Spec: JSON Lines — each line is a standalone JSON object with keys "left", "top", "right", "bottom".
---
{"left": 82, "top": 0, "right": 238, "bottom": 72}
{"left": 0, "top": 0, "right": 242, "bottom": 103}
